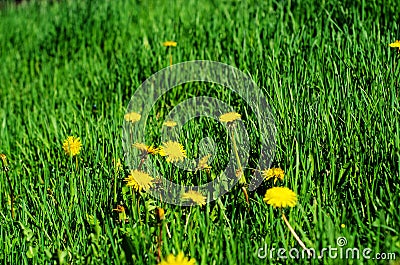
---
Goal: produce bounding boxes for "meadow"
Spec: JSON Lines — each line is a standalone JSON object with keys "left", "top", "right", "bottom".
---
{"left": 0, "top": 0, "right": 399, "bottom": 264}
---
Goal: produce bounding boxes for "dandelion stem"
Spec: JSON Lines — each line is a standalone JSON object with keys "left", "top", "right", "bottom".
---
{"left": 130, "top": 188, "right": 136, "bottom": 219}
{"left": 157, "top": 222, "right": 163, "bottom": 263}
{"left": 113, "top": 175, "right": 117, "bottom": 203}
{"left": 230, "top": 128, "right": 243, "bottom": 177}
{"left": 241, "top": 186, "right": 249, "bottom": 204}
{"left": 137, "top": 194, "right": 141, "bottom": 224}
{"left": 138, "top": 156, "right": 146, "bottom": 171}
{"left": 230, "top": 127, "right": 248, "bottom": 204}
{"left": 281, "top": 210, "right": 311, "bottom": 257}
{"left": 1, "top": 156, "right": 14, "bottom": 219}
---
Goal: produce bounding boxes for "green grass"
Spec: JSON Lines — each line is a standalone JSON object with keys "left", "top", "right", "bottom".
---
{"left": 0, "top": 0, "right": 399, "bottom": 264}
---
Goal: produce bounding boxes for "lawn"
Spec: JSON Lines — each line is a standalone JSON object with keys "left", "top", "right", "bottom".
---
{"left": 0, "top": 0, "right": 399, "bottom": 264}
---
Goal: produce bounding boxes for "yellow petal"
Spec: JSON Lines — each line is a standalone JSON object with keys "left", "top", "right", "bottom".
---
{"left": 389, "top": 40, "right": 400, "bottom": 48}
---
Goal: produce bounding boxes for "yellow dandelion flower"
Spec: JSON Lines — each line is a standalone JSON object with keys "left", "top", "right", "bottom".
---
{"left": 263, "top": 187, "right": 297, "bottom": 208}
{"left": 113, "top": 205, "right": 128, "bottom": 223}
{"left": 262, "top": 167, "right": 284, "bottom": 183}
{"left": 124, "top": 112, "right": 141, "bottom": 123}
{"left": 163, "top": 41, "right": 177, "bottom": 47}
{"left": 219, "top": 112, "right": 241, "bottom": 123}
{"left": 163, "top": 120, "right": 177, "bottom": 127}
{"left": 113, "top": 205, "right": 125, "bottom": 213}
{"left": 182, "top": 190, "right": 206, "bottom": 206}
{"left": 158, "top": 252, "right": 196, "bottom": 265}
{"left": 133, "top": 142, "right": 159, "bottom": 155}
{"left": 0, "top": 154, "right": 7, "bottom": 165}
{"left": 341, "top": 224, "right": 346, "bottom": 228}
{"left": 159, "top": 141, "right": 187, "bottom": 162}
{"left": 155, "top": 207, "right": 165, "bottom": 221}
{"left": 124, "top": 169, "right": 154, "bottom": 192}
{"left": 0, "top": 154, "right": 9, "bottom": 172}
{"left": 62, "top": 136, "right": 82, "bottom": 156}
{"left": 195, "top": 154, "right": 212, "bottom": 172}
{"left": 389, "top": 40, "right": 400, "bottom": 51}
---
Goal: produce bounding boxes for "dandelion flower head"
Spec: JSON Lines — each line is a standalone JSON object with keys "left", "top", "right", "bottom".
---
{"left": 264, "top": 187, "right": 297, "bottom": 208}
{"left": 263, "top": 168, "right": 284, "bottom": 182}
{"left": 163, "top": 41, "right": 177, "bottom": 47}
{"left": 159, "top": 141, "right": 187, "bottom": 162}
{"left": 124, "top": 112, "right": 141, "bottom": 123}
{"left": 62, "top": 136, "right": 82, "bottom": 156}
{"left": 155, "top": 207, "right": 165, "bottom": 221}
{"left": 158, "top": 252, "right": 196, "bottom": 265}
{"left": 196, "top": 154, "right": 212, "bottom": 171}
{"left": 0, "top": 154, "right": 8, "bottom": 171}
{"left": 219, "top": 112, "right": 241, "bottom": 123}
{"left": 389, "top": 40, "right": 400, "bottom": 51}
{"left": 0, "top": 154, "right": 6, "bottom": 164}
{"left": 182, "top": 190, "right": 206, "bottom": 206}
{"left": 163, "top": 120, "right": 177, "bottom": 127}
{"left": 133, "top": 142, "right": 159, "bottom": 155}
{"left": 124, "top": 169, "right": 154, "bottom": 192}
{"left": 113, "top": 205, "right": 125, "bottom": 213}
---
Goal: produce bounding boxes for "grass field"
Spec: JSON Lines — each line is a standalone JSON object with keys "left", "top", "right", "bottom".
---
{"left": 0, "top": 0, "right": 399, "bottom": 264}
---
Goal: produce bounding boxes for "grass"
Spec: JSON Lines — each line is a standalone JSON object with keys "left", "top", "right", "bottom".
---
{"left": 0, "top": 0, "right": 399, "bottom": 264}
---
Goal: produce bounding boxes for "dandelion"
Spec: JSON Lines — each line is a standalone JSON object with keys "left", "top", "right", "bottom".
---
{"left": 195, "top": 154, "right": 212, "bottom": 172}
{"left": 133, "top": 143, "right": 158, "bottom": 170}
{"left": 124, "top": 170, "right": 154, "bottom": 192}
{"left": 62, "top": 136, "right": 82, "bottom": 157}
{"left": 163, "top": 41, "right": 177, "bottom": 66}
{"left": 159, "top": 141, "right": 187, "bottom": 163}
{"left": 113, "top": 205, "right": 125, "bottom": 213}
{"left": 182, "top": 190, "right": 206, "bottom": 206}
{"left": 262, "top": 167, "right": 284, "bottom": 184}
{"left": 219, "top": 111, "right": 248, "bottom": 203}
{"left": 0, "top": 154, "right": 7, "bottom": 168}
{"left": 264, "top": 187, "right": 310, "bottom": 257}
{"left": 133, "top": 142, "right": 159, "bottom": 155}
{"left": 341, "top": 224, "right": 346, "bottom": 228}
{"left": 219, "top": 112, "right": 241, "bottom": 123}
{"left": 163, "top": 41, "right": 177, "bottom": 47}
{"left": 158, "top": 252, "right": 196, "bottom": 265}
{"left": 155, "top": 207, "right": 165, "bottom": 221}
{"left": 124, "top": 112, "right": 141, "bottom": 123}
{"left": 113, "top": 158, "right": 123, "bottom": 203}
{"left": 113, "top": 205, "right": 128, "bottom": 223}
{"left": 389, "top": 40, "right": 400, "bottom": 52}
{"left": 155, "top": 207, "right": 165, "bottom": 262}
{"left": 264, "top": 187, "right": 297, "bottom": 208}
{"left": 163, "top": 120, "right": 177, "bottom": 127}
